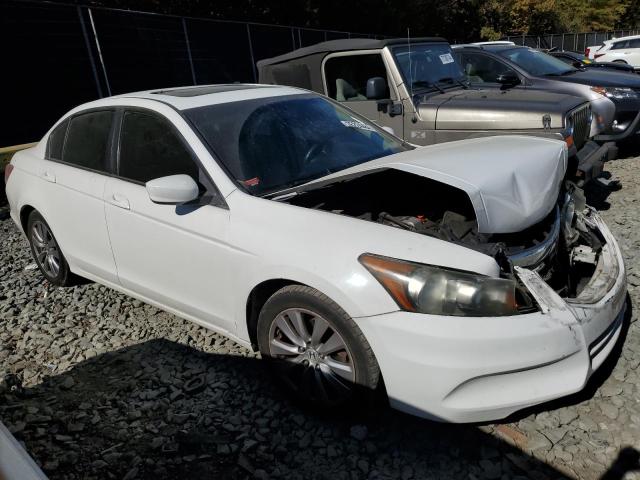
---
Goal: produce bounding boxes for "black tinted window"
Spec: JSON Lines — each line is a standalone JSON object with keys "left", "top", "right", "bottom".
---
{"left": 63, "top": 111, "right": 113, "bottom": 171}
{"left": 629, "top": 39, "right": 640, "bottom": 48}
{"left": 324, "top": 54, "right": 390, "bottom": 101}
{"left": 119, "top": 111, "right": 199, "bottom": 183}
{"left": 460, "top": 53, "right": 515, "bottom": 82}
{"left": 47, "top": 119, "right": 68, "bottom": 160}
{"left": 184, "top": 94, "right": 406, "bottom": 195}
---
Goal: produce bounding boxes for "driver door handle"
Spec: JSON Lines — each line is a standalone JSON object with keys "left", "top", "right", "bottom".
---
{"left": 109, "top": 193, "right": 130, "bottom": 210}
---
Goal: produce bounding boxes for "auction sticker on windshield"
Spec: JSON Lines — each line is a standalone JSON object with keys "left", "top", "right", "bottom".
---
{"left": 341, "top": 120, "right": 375, "bottom": 131}
{"left": 439, "top": 53, "right": 454, "bottom": 64}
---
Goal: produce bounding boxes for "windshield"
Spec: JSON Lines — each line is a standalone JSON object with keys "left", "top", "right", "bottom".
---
{"left": 392, "top": 43, "right": 466, "bottom": 90}
{"left": 184, "top": 94, "right": 407, "bottom": 196}
{"left": 498, "top": 48, "right": 577, "bottom": 76}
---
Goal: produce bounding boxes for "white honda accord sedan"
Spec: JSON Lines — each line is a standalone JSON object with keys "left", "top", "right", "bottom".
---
{"left": 5, "top": 84, "right": 627, "bottom": 422}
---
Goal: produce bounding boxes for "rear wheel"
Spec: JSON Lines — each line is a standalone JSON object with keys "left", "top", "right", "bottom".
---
{"left": 257, "top": 285, "right": 381, "bottom": 410}
{"left": 27, "top": 211, "right": 72, "bottom": 286}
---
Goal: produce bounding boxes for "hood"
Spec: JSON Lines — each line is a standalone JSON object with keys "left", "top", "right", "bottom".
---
{"left": 546, "top": 68, "right": 640, "bottom": 88}
{"left": 301, "top": 136, "right": 567, "bottom": 234}
{"left": 417, "top": 88, "right": 584, "bottom": 130}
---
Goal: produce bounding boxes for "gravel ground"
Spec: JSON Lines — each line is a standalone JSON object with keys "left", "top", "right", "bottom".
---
{"left": 1, "top": 156, "right": 640, "bottom": 480}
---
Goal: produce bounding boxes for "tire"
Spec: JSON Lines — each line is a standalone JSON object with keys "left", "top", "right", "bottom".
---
{"left": 27, "top": 210, "right": 72, "bottom": 286}
{"left": 257, "top": 285, "right": 381, "bottom": 410}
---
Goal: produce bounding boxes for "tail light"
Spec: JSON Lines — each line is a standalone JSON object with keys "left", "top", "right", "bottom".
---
{"left": 585, "top": 47, "right": 591, "bottom": 57}
{"left": 4, "top": 163, "right": 14, "bottom": 185}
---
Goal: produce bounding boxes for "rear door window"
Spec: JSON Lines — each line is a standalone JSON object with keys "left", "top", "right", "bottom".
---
{"left": 611, "top": 40, "right": 629, "bottom": 50}
{"left": 118, "top": 111, "right": 199, "bottom": 184}
{"left": 62, "top": 111, "right": 113, "bottom": 172}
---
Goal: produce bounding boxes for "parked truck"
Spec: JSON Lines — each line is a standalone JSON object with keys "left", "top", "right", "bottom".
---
{"left": 258, "top": 37, "right": 616, "bottom": 183}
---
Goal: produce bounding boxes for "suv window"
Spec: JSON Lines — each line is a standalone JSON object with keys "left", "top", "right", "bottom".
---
{"left": 47, "top": 119, "right": 69, "bottom": 161}
{"left": 459, "top": 52, "right": 516, "bottom": 83}
{"left": 63, "top": 111, "right": 113, "bottom": 171}
{"left": 118, "top": 111, "right": 199, "bottom": 184}
{"left": 611, "top": 40, "right": 629, "bottom": 50}
{"left": 629, "top": 38, "right": 640, "bottom": 48}
{"left": 324, "top": 54, "right": 390, "bottom": 101}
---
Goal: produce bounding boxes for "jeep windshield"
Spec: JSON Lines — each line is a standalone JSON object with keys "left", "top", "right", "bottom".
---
{"left": 498, "top": 47, "right": 578, "bottom": 76}
{"left": 184, "top": 94, "right": 408, "bottom": 196}
{"left": 392, "top": 44, "right": 467, "bottom": 91}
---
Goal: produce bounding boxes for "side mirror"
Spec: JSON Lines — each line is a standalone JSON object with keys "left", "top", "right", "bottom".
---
{"left": 496, "top": 72, "right": 520, "bottom": 87}
{"left": 145, "top": 174, "right": 200, "bottom": 204}
{"left": 366, "top": 77, "right": 388, "bottom": 100}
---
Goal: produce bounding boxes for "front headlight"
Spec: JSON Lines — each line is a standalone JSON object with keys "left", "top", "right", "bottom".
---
{"left": 359, "top": 253, "right": 519, "bottom": 316}
{"left": 591, "top": 86, "right": 639, "bottom": 100}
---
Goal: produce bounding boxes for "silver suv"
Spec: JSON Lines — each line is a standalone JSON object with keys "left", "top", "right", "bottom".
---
{"left": 258, "top": 38, "right": 617, "bottom": 182}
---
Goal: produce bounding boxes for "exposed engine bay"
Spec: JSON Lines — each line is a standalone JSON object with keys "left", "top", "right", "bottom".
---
{"left": 282, "top": 169, "right": 606, "bottom": 308}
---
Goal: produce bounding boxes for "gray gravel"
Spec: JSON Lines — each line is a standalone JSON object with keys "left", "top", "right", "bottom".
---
{"left": 1, "top": 156, "right": 640, "bottom": 480}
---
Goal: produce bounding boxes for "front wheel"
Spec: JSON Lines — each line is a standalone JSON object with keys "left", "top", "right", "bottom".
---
{"left": 257, "top": 285, "right": 381, "bottom": 410}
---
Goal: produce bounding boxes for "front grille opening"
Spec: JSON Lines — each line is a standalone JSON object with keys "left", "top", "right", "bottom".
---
{"left": 569, "top": 105, "right": 591, "bottom": 150}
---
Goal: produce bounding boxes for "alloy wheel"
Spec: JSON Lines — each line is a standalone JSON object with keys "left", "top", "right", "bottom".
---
{"left": 268, "top": 308, "right": 356, "bottom": 405}
{"left": 31, "top": 220, "right": 61, "bottom": 278}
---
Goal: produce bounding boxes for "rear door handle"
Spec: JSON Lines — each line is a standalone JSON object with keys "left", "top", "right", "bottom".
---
{"left": 109, "top": 193, "right": 130, "bottom": 210}
{"left": 41, "top": 170, "right": 56, "bottom": 183}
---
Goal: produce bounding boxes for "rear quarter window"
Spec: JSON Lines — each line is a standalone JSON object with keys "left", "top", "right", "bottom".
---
{"left": 62, "top": 110, "right": 113, "bottom": 172}
{"left": 46, "top": 119, "right": 69, "bottom": 161}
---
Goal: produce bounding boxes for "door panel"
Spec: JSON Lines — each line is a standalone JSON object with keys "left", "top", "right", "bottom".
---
{"left": 103, "top": 108, "right": 237, "bottom": 333}
{"left": 103, "top": 178, "right": 236, "bottom": 332}
{"left": 37, "top": 110, "right": 118, "bottom": 282}
{"left": 36, "top": 160, "right": 117, "bottom": 283}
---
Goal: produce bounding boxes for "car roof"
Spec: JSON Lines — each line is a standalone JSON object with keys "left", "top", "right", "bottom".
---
{"left": 257, "top": 37, "right": 447, "bottom": 67}
{"left": 606, "top": 34, "right": 640, "bottom": 44}
{"left": 470, "top": 41, "right": 516, "bottom": 46}
{"left": 78, "top": 84, "right": 307, "bottom": 111}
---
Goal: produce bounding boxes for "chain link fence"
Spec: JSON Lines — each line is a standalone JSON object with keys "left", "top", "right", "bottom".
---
{"left": 1, "top": 0, "right": 385, "bottom": 146}
{"left": 504, "top": 30, "right": 640, "bottom": 52}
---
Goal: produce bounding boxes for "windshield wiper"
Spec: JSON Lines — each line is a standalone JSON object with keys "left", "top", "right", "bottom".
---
{"left": 411, "top": 80, "right": 445, "bottom": 93}
{"left": 436, "top": 77, "right": 469, "bottom": 89}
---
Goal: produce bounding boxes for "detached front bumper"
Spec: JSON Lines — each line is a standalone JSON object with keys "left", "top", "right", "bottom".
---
{"left": 357, "top": 211, "right": 627, "bottom": 423}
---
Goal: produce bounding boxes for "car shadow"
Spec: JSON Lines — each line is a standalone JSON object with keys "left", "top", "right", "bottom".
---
{"left": 1, "top": 337, "right": 575, "bottom": 480}
{"left": 599, "top": 447, "right": 640, "bottom": 480}
{"left": 584, "top": 176, "right": 615, "bottom": 210}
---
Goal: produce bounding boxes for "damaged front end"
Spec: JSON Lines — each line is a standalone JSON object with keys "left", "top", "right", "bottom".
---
{"left": 282, "top": 165, "right": 624, "bottom": 320}
{"left": 382, "top": 180, "right": 623, "bottom": 315}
